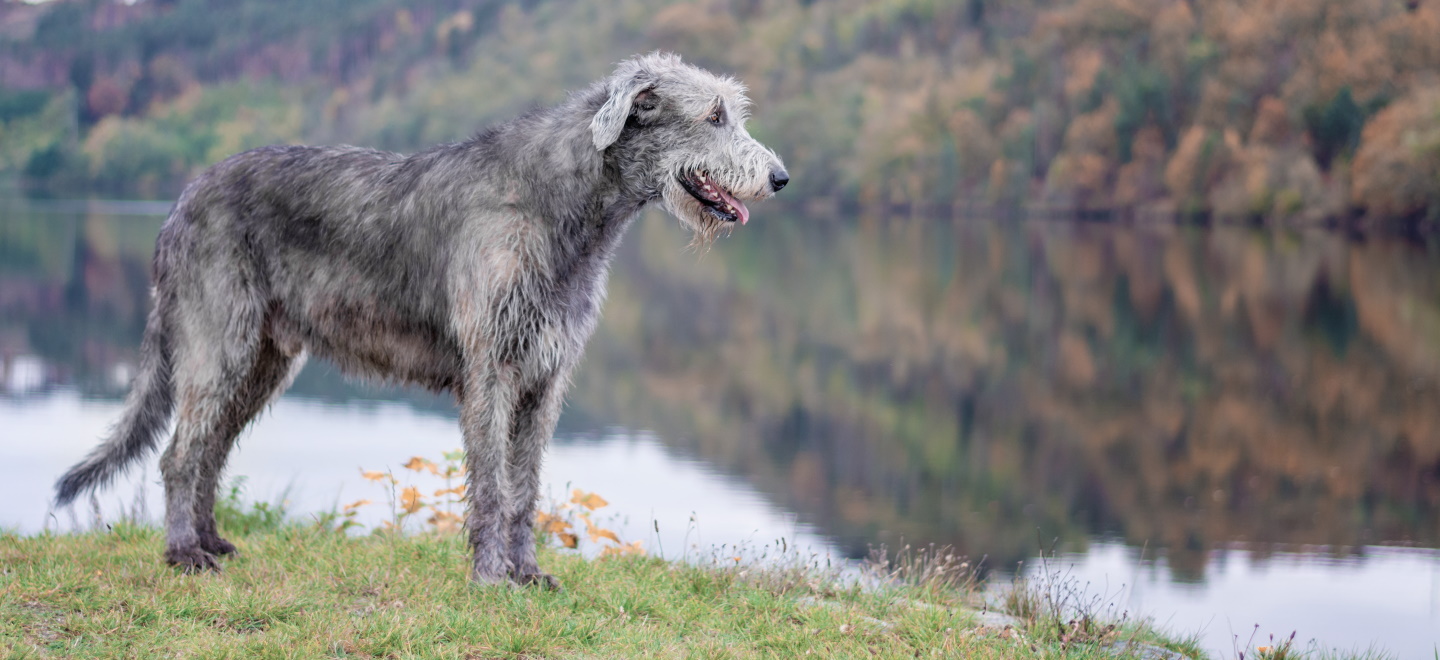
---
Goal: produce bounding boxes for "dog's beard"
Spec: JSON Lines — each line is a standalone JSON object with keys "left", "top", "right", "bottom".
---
{"left": 665, "top": 184, "right": 734, "bottom": 250}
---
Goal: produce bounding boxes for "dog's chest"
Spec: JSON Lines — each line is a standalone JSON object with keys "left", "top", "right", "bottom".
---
{"left": 481, "top": 254, "right": 609, "bottom": 376}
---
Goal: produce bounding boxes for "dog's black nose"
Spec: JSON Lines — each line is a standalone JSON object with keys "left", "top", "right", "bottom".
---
{"left": 769, "top": 169, "right": 789, "bottom": 192}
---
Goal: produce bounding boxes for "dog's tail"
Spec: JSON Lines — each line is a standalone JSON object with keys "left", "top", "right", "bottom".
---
{"left": 54, "top": 300, "right": 175, "bottom": 507}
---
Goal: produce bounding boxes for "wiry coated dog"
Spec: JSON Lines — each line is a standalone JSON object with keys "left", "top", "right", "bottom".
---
{"left": 54, "top": 52, "right": 788, "bottom": 589}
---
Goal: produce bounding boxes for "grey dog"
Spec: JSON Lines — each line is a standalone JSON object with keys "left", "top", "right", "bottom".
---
{"left": 54, "top": 52, "right": 788, "bottom": 588}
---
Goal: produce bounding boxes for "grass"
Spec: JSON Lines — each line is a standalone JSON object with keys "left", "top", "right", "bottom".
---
{"left": 0, "top": 457, "right": 1391, "bottom": 659}
{"left": 0, "top": 521, "right": 1208, "bottom": 659}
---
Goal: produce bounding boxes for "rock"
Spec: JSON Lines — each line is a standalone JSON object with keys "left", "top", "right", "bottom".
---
{"left": 968, "top": 609, "right": 1024, "bottom": 629}
{"left": 1099, "top": 641, "right": 1188, "bottom": 660}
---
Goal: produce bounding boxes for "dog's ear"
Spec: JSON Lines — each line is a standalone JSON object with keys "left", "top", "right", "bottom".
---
{"left": 591, "top": 69, "right": 655, "bottom": 151}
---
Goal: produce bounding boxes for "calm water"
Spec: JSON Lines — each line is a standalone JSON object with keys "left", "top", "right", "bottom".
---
{"left": 2, "top": 198, "right": 1439, "bottom": 657}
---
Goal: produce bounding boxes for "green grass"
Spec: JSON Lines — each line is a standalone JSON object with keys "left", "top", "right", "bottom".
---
{"left": 0, "top": 522, "right": 1207, "bottom": 659}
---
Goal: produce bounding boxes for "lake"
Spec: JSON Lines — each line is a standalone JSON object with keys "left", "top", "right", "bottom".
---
{"left": 2, "top": 197, "right": 1438, "bottom": 658}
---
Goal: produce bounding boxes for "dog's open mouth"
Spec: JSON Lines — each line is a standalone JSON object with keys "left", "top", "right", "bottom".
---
{"left": 678, "top": 170, "right": 750, "bottom": 225}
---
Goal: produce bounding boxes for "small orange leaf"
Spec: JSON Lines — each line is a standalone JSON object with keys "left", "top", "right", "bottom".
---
{"left": 427, "top": 510, "right": 464, "bottom": 534}
{"left": 599, "top": 540, "right": 645, "bottom": 558}
{"left": 402, "top": 456, "right": 440, "bottom": 475}
{"left": 361, "top": 470, "right": 389, "bottom": 482}
{"left": 558, "top": 532, "right": 579, "bottom": 548}
{"left": 570, "top": 489, "right": 609, "bottom": 510}
{"left": 581, "top": 516, "right": 621, "bottom": 544}
{"left": 342, "top": 499, "right": 373, "bottom": 512}
{"left": 535, "top": 511, "right": 572, "bottom": 535}
{"left": 590, "top": 527, "right": 621, "bottom": 544}
{"left": 433, "top": 485, "right": 467, "bottom": 497}
{"left": 400, "top": 486, "right": 423, "bottom": 513}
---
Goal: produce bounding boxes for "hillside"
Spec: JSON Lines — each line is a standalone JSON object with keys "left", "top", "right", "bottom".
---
{"left": 0, "top": 0, "right": 1438, "bottom": 221}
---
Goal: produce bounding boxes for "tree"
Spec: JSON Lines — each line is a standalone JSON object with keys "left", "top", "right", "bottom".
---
{"left": 1304, "top": 87, "right": 1365, "bottom": 170}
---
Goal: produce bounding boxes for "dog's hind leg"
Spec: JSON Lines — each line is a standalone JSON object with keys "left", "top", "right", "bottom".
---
{"left": 157, "top": 270, "right": 280, "bottom": 572}
{"left": 503, "top": 371, "right": 569, "bottom": 590}
{"left": 189, "top": 336, "right": 297, "bottom": 557}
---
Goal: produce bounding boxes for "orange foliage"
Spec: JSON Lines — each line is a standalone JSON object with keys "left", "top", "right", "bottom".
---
{"left": 1249, "top": 96, "right": 1294, "bottom": 145}
{"left": 86, "top": 77, "right": 128, "bottom": 119}
{"left": 1063, "top": 47, "right": 1105, "bottom": 105}
{"left": 1062, "top": 101, "right": 1120, "bottom": 159}
{"left": 1113, "top": 125, "right": 1167, "bottom": 207}
{"left": 1350, "top": 89, "right": 1440, "bottom": 217}
{"left": 1164, "top": 126, "right": 1230, "bottom": 206}
{"left": 948, "top": 108, "right": 999, "bottom": 183}
{"left": 28, "top": 0, "right": 1440, "bottom": 219}
{"left": 402, "top": 456, "right": 439, "bottom": 475}
{"left": 399, "top": 486, "right": 423, "bottom": 514}
{"left": 1149, "top": 1, "right": 1196, "bottom": 79}
{"left": 1045, "top": 153, "right": 1112, "bottom": 209}
{"left": 1058, "top": 331, "right": 1097, "bottom": 387}
{"left": 570, "top": 489, "right": 609, "bottom": 511}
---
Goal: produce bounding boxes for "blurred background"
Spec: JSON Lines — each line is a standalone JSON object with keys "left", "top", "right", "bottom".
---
{"left": 2, "top": 0, "right": 1440, "bottom": 217}
{"left": 1, "top": 0, "right": 1439, "bottom": 656}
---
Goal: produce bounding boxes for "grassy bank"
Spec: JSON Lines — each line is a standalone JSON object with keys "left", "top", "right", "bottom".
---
{"left": 0, "top": 523, "right": 1206, "bottom": 659}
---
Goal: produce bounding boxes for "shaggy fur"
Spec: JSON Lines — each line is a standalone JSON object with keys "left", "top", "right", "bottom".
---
{"left": 54, "top": 52, "right": 788, "bottom": 588}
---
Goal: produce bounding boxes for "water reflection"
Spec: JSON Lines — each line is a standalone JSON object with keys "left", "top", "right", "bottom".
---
{"left": 0, "top": 392, "right": 838, "bottom": 560}
{"left": 1047, "top": 542, "right": 1440, "bottom": 658}
{"left": 3, "top": 198, "right": 1440, "bottom": 656}
{"left": 582, "top": 213, "right": 1440, "bottom": 578}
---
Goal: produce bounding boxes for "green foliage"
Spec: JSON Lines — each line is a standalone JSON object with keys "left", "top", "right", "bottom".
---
{"left": 0, "top": 90, "right": 51, "bottom": 123}
{"left": 1111, "top": 63, "right": 1173, "bottom": 162}
{"left": 32, "top": 1, "right": 87, "bottom": 48}
{"left": 21, "top": 143, "right": 67, "bottom": 179}
{"left": 1004, "top": 46, "right": 1040, "bottom": 108}
{"left": 23, "top": 81, "right": 301, "bottom": 196}
{"left": 85, "top": 119, "right": 189, "bottom": 191}
{"left": 213, "top": 477, "right": 288, "bottom": 536}
{"left": 1304, "top": 87, "right": 1366, "bottom": 169}
{"left": 0, "top": 90, "right": 77, "bottom": 175}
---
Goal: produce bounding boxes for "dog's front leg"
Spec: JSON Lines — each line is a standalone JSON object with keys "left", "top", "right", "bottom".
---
{"left": 459, "top": 365, "right": 516, "bottom": 586}
{"left": 504, "top": 371, "right": 569, "bottom": 590}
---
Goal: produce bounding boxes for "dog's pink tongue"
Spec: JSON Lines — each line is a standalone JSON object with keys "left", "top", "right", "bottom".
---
{"left": 716, "top": 187, "right": 751, "bottom": 225}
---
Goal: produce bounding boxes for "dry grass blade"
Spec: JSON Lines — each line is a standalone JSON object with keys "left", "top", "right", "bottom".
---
{"left": 864, "top": 543, "right": 976, "bottom": 597}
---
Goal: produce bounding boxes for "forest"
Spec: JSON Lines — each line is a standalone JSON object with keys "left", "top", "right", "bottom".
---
{"left": 0, "top": 0, "right": 1438, "bottom": 221}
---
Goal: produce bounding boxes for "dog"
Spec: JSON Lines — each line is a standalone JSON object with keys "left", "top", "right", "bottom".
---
{"left": 55, "top": 52, "right": 788, "bottom": 589}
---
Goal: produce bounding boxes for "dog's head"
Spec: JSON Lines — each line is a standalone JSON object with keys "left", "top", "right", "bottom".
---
{"left": 591, "top": 52, "right": 788, "bottom": 245}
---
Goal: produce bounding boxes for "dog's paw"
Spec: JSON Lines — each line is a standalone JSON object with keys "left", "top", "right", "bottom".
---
{"left": 511, "top": 571, "right": 563, "bottom": 592}
{"left": 470, "top": 567, "right": 510, "bottom": 588}
{"left": 199, "top": 535, "right": 238, "bottom": 556}
{"left": 164, "top": 546, "right": 222, "bottom": 574}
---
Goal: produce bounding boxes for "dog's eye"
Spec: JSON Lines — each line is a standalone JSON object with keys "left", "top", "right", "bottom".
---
{"left": 707, "top": 109, "right": 723, "bottom": 125}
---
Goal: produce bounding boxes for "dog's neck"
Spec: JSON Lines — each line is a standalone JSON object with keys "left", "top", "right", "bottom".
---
{"left": 517, "top": 89, "right": 651, "bottom": 252}
{"left": 466, "top": 89, "right": 649, "bottom": 296}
